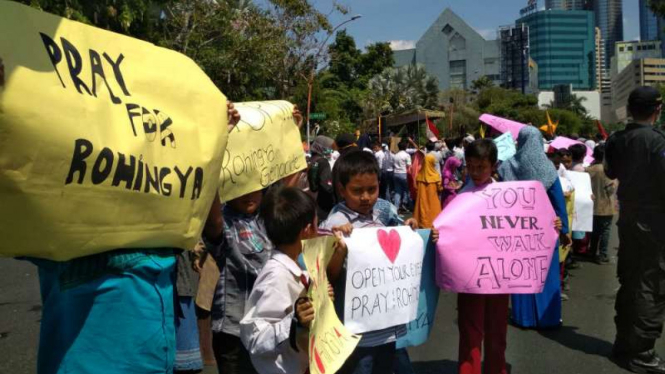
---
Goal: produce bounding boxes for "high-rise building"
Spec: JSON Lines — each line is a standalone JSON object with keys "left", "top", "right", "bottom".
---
{"left": 595, "top": 27, "right": 605, "bottom": 91}
{"left": 500, "top": 24, "right": 531, "bottom": 93}
{"left": 611, "top": 40, "right": 662, "bottom": 76}
{"left": 545, "top": 0, "right": 566, "bottom": 9}
{"left": 594, "top": 27, "right": 614, "bottom": 122}
{"left": 545, "top": 0, "right": 590, "bottom": 10}
{"left": 593, "top": 0, "right": 623, "bottom": 70}
{"left": 517, "top": 10, "right": 596, "bottom": 90}
{"left": 612, "top": 58, "right": 665, "bottom": 122}
{"left": 393, "top": 8, "right": 501, "bottom": 90}
{"left": 639, "top": 0, "right": 659, "bottom": 41}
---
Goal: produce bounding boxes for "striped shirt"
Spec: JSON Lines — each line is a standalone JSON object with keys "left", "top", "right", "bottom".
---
{"left": 319, "top": 198, "right": 407, "bottom": 347}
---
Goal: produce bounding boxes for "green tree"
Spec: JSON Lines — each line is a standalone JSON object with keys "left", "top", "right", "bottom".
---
{"left": 17, "top": 0, "right": 169, "bottom": 39}
{"left": 19, "top": 0, "right": 344, "bottom": 101}
{"left": 357, "top": 42, "right": 394, "bottom": 87}
{"left": 471, "top": 76, "right": 495, "bottom": 91}
{"left": 650, "top": 0, "right": 665, "bottom": 17}
{"left": 364, "top": 64, "right": 439, "bottom": 118}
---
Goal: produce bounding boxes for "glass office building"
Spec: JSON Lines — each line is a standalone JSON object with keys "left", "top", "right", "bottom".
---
{"left": 640, "top": 0, "right": 659, "bottom": 41}
{"left": 593, "top": 0, "right": 623, "bottom": 69}
{"left": 517, "top": 10, "right": 596, "bottom": 90}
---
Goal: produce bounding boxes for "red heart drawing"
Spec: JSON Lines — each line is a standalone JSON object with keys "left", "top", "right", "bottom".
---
{"left": 377, "top": 229, "right": 402, "bottom": 263}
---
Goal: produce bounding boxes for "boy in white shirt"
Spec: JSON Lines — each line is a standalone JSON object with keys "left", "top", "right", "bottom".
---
{"left": 240, "top": 186, "right": 339, "bottom": 374}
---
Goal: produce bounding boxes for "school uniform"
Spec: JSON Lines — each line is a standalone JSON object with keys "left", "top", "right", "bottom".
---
{"left": 239, "top": 251, "right": 309, "bottom": 374}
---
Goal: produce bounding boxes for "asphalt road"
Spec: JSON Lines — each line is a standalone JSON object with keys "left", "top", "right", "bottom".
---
{"left": 0, "top": 223, "right": 659, "bottom": 374}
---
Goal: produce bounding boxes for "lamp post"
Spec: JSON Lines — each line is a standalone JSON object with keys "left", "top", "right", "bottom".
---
{"left": 306, "top": 14, "right": 362, "bottom": 149}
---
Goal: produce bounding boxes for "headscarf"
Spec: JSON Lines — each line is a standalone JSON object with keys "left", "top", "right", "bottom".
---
{"left": 442, "top": 157, "right": 462, "bottom": 184}
{"left": 498, "top": 126, "right": 558, "bottom": 189}
{"left": 417, "top": 153, "right": 442, "bottom": 183}
{"left": 310, "top": 135, "right": 334, "bottom": 157}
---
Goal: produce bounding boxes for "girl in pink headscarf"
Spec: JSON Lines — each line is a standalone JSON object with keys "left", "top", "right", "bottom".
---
{"left": 441, "top": 156, "right": 462, "bottom": 209}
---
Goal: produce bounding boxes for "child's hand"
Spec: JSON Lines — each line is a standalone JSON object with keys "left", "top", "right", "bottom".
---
{"left": 560, "top": 233, "right": 572, "bottom": 247}
{"left": 295, "top": 297, "right": 314, "bottom": 329}
{"left": 554, "top": 217, "right": 562, "bottom": 233}
{"left": 328, "top": 282, "right": 335, "bottom": 301}
{"left": 431, "top": 228, "right": 439, "bottom": 243}
{"left": 227, "top": 101, "right": 240, "bottom": 132}
{"left": 293, "top": 105, "right": 304, "bottom": 129}
{"left": 332, "top": 223, "right": 354, "bottom": 237}
{"left": 404, "top": 218, "right": 418, "bottom": 230}
{"left": 333, "top": 231, "right": 348, "bottom": 256}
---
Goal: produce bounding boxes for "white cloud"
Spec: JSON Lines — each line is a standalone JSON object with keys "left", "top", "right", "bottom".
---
{"left": 389, "top": 40, "right": 416, "bottom": 51}
{"left": 477, "top": 28, "right": 496, "bottom": 40}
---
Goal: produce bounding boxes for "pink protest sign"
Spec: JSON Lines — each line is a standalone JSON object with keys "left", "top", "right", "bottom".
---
{"left": 549, "top": 136, "right": 594, "bottom": 164}
{"left": 479, "top": 114, "right": 526, "bottom": 141}
{"left": 434, "top": 181, "right": 558, "bottom": 294}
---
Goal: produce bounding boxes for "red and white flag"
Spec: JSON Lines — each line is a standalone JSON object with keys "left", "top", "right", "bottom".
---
{"left": 426, "top": 114, "right": 439, "bottom": 142}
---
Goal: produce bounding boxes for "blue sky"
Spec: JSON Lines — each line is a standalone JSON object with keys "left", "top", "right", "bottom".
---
{"left": 314, "top": 0, "right": 640, "bottom": 50}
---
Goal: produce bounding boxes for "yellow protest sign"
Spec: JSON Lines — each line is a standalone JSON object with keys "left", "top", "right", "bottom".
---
{"left": 219, "top": 101, "right": 306, "bottom": 202}
{"left": 0, "top": 1, "right": 227, "bottom": 261}
{"left": 303, "top": 236, "right": 360, "bottom": 374}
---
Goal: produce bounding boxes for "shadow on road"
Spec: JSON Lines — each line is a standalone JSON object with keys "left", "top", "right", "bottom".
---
{"left": 411, "top": 359, "right": 457, "bottom": 374}
{"left": 411, "top": 359, "right": 512, "bottom": 374}
{"left": 538, "top": 325, "right": 614, "bottom": 357}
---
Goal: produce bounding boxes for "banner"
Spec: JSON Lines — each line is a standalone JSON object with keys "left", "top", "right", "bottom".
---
{"left": 434, "top": 181, "right": 558, "bottom": 294}
{"left": 567, "top": 171, "right": 594, "bottom": 232}
{"left": 344, "top": 226, "right": 424, "bottom": 334}
{"left": 303, "top": 236, "right": 360, "bottom": 374}
{"left": 219, "top": 101, "right": 305, "bottom": 202}
{"left": 397, "top": 230, "right": 440, "bottom": 349}
{"left": 479, "top": 114, "right": 526, "bottom": 141}
{"left": 493, "top": 132, "right": 516, "bottom": 162}
{"left": 0, "top": 2, "right": 227, "bottom": 261}
{"left": 549, "top": 136, "right": 594, "bottom": 165}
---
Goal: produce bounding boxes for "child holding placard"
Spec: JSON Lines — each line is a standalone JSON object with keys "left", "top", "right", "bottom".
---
{"left": 456, "top": 139, "right": 565, "bottom": 374}
{"left": 239, "top": 186, "right": 338, "bottom": 374}
{"left": 454, "top": 139, "right": 510, "bottom": 374}
{"left": 320, "top": 150, "right": 438, "bottom": 374}
{"left": 202, "top": 189, "right": 273, "bottom": 374}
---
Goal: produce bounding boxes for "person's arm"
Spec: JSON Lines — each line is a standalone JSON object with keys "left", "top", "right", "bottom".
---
{"left": 547, "top": 179, "right": 569, "bottom": 235}
{"left": 327, "top": 227, "right": 351, "bottom": 282}
{"left": 203, "top": 193, "right": 223, "bottom": 242}
{"left": 240, "top": 274, "right": 295, "bottom": 356}
{"left": 651, "top": 135, "right": 665, "bottom": 192}
{"left": 204, "top": 102, "right": 240, "bottom": 240}
{"left": 604, "top": 136, "right": 617, "bottom": 180}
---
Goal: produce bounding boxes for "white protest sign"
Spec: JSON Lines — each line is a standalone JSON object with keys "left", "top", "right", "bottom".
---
{"left": 567, "top": 171, "right": 594, "bottom": 232}
{"left": 493, "top": 132, "right": 516, "bottom": 162}
{"left": 344, "top": 226, "right": 424, "bottom": 334}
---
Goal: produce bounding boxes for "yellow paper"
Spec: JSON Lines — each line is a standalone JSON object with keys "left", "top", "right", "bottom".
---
{"left": 303, "top": 236, "right": 360, "bottom": 374}
{"left": 0, "top": 1, "right": 228, "bottom": 260}
{"left": 219, "top": 101, "right": 306, "bottom": 202}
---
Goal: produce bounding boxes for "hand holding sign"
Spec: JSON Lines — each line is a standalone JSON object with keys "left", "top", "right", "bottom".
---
{"left": 434, "top": 181, "right": 558, "bottom": 294}
{"left": 219, "top": 101, "right": 306, "bottom": 203}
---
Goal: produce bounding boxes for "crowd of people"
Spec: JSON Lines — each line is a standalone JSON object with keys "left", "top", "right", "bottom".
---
{"left": 16, "top": 62, "right": 665, "bottom": 374}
